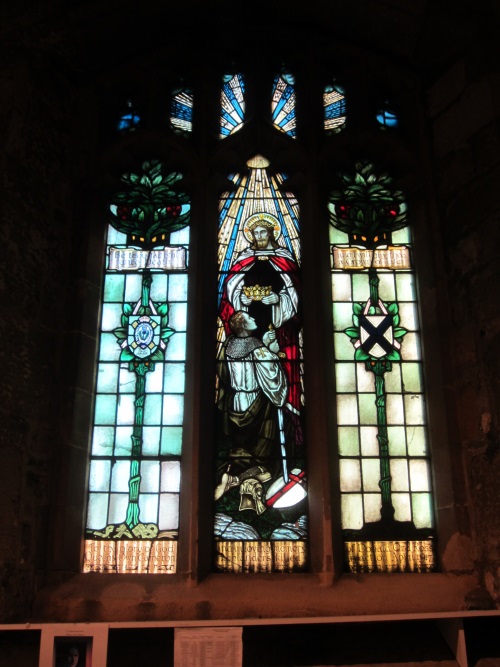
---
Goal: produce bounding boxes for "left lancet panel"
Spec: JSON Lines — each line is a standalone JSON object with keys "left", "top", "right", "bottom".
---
{"left": 83, "top": 160, "right": 190, "bottom": 574}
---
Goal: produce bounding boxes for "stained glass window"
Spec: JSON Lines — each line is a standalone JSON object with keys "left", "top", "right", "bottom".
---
{"left": 324, "top": 83, "right": 346, "bottom": 133}
{"left": 117, "top": 99, "right": 141, "bottom": 133}
{"left": 329, "top": 161, "right": 436, "bottom": 573}
{"left": 214, "top": 154, "right": 307, "bottom": 573}
{"left": 83, "top": 160, "right": 190, "bottom": 574}
{"left": 220, "top": 74, "right": 245, "bottom": 138}
{"left": 170, "top": 88, "right": 193, "bottom": 135}
{"left": 272, "top": 73, "right": 296, "bottom": 138}
{"left": 94, "top": 64, "right": 441, "bottom": 579}
{"left": 376, "top": 107, "right": 398, "bottom": 128}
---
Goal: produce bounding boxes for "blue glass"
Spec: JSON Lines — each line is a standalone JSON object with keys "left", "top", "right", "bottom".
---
{"left": 170, "top": 89, "right": 193, "bottom": 134}
{"left": 376, "top": 108, "right": 398, "bottom": 128}
{"left": 220, "top": 74, "right": 245, "bottom": 138}
{"left": 324, "top": 84, "right": 346, "bottom": 132}
{"left": 272, "top": 73, "right": 296, "bottom": 138}
{"left": 117, "top": 100, "right": 140, "bottom": 132}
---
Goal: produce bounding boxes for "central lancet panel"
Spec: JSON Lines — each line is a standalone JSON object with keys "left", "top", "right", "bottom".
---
{"left": 214, "top": 155, "right": 307, "bottom": 573}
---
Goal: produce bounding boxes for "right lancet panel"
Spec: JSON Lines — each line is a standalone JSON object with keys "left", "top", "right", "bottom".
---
{"left": 328, "top": 162, "right": 436, "bottom": 573}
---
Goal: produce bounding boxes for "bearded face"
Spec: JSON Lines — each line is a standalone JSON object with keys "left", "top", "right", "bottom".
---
{"left": 252, "top": 225, "right": 272, "bottom": 249}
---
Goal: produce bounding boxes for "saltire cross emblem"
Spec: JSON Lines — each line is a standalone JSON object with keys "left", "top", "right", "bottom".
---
{"left": 354, "top": 299, "right": 400, "bottom": 359}
{"left": 359, "top": 314, "right": 393, "bottom": 358}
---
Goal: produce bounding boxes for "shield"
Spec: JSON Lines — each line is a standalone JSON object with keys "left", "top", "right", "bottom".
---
{"left": 128, "top": 315, "right": 161, "bottom": 358}
{"left": 266, "top": 469, "right": 307, "bottom": 509}
{"left": 359, "top": 313, "right": 394, "bottom": 358}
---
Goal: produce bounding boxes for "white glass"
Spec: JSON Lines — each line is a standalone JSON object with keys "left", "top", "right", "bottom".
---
{"left": 337, "top": 394, "right": 359, "bottom": 425}
{"left": 159, "top": 493, "right": 180, "bottom": 530}
{"left": 339, "top": 459, "right": 361, "bottom": 492}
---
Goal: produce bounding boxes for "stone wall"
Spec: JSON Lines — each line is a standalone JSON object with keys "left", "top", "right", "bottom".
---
{"left": 425, "top": 39, "right": 500, "bottom": 605}
{"left": 1, "top": 19, "right": 77, "bottom": 619}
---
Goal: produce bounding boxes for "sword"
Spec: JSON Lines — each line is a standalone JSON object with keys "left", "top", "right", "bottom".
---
{"left": 277, "top": 406, "right": 288, "bottom": 483}
{"left": 268, "top": 324, "right": 289, "bottom": 483}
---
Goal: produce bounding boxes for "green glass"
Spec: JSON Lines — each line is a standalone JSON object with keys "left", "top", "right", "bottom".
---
{"left": 144, "top": 394, "right": 163, "bottom": 425}
{"left": 92, "top": 426, "right": 114, "bottom": 456}
{"left": 96, "top": 364, "right": 119, "bottom": 393}
{"left": 94, "top": 394, "right": 117, "bottom": 425}
{"left": 89, "top": 460, "right": 111, "bottom": 491}
{"left": 104, "top": 274, "right": 125, "bottom": 301}
{"left": 387, "top": 426, "right": 407, "bottom": 456}
{"left": 338, "top": 426, "right": 360, "bottom": 456}
{"left": 358, "top": 393, "right": 378, "bottom": 425}
{"left": 384, "top": 365, "right": 402, "bottom": 392}
{"left": 161, "top": 426, "right": 183, "bottom": 456}
{"left": 329, "top": 162, "right": 436, "bottom": 571}
{"left": 85, "top": 163, "right": 191, "bottom": 573}
{"left": 402, "top": 362, "right": 423, "bottom": 393}
{"left": 411, "top": 493, "right": 433, "bottom": 527}
{"left": 335, "top": 363, "right": 356, "bottom": 392}
{"left": 407, "top": 426, "right": 428, "bottom": 456}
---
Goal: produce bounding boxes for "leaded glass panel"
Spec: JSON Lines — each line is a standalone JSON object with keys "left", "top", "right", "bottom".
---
{"left": 324, "top": 84, "right": 346, "bottom": 133}
{"left": 214, "top": 154, "right": 307, "bottom": 573}
{"left": 170, "top": 88, "right": 193, "bottom": 135}
{"left": 329, "top": 161, "right": 436, "bottom": 573}
{"left": 117, "top": 99, "right": 140, "bottom": 133}
{"left": 272, "top": 73, "right": 296, "bottom": 138}
{"left": 83, "top": 160, "right": 190, "bottom": 574}
{"left": 376, "top": 107, "right": 399, "bottom": 128}
{"left": 220, "top": 74, "right": 245, "bottom": 138}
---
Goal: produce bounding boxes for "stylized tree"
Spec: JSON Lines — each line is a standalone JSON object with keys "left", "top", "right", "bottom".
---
{"left": 329, "top": 161, "right": 415, "bottom": 536}
{"left": 110, "top": 160, "right": 190, "bottom": 249}
{"left": 105, "top": 160, "right": 190, "bottom": 536}
{"left": 328, "top": 161, "right": 407, "bottom": 251}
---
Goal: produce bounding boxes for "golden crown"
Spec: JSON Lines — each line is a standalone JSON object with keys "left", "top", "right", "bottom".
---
{"left": 243, "top": 284, "right": 271, "bottom": 300}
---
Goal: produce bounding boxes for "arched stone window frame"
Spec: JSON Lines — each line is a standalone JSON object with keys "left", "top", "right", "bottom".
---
{"left": 51, "top": 35, "right": 461, "bottom": 605}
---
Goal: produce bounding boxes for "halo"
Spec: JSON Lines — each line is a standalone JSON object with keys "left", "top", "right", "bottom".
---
{"left": 243, "top": 212, "right": 282, "bottom": 244}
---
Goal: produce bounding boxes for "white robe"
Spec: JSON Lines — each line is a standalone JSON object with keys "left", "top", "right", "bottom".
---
{"left": 225, "top": 337, "right": 287, "bottom": 413}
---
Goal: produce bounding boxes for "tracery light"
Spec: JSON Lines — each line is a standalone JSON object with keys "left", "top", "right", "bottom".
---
{"left": 170, "top": 88, "right": 193, "bottom": 135}
{"left": 220, "top": 74, "right": 245, "bottom": 138}
{"left": 376, "top": 107, "right": 398, "bottom": 128}
{"left": 272, "top": 73, "right": 296, "bottom": 138}
{"left": 324, "top": 83, "right": 346, "bottom": 133}
{"left": 117, "top": 98, "right": 140, "bottom": 132}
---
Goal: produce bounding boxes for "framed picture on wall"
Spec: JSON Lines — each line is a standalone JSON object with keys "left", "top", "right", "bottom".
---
{"left": 53, "top": 636, "right": 92, "bottom": 667}
{"left": 38, "top": 623, "right": 108, "bottom": 667}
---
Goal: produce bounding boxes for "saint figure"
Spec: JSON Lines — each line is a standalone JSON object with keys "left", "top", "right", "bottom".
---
{"left": 215, "top": 311, "right": 288, "bottom": 513}
{"left": 219, "top": 212, "right": 301, "bottom": 413}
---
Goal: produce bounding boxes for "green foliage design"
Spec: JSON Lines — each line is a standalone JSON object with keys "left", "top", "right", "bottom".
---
{"left": 110, "top": 160, "right": 190, "bottom": 248}
{"left": 328, "top": 161, "right": 407, "bottom": 248}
